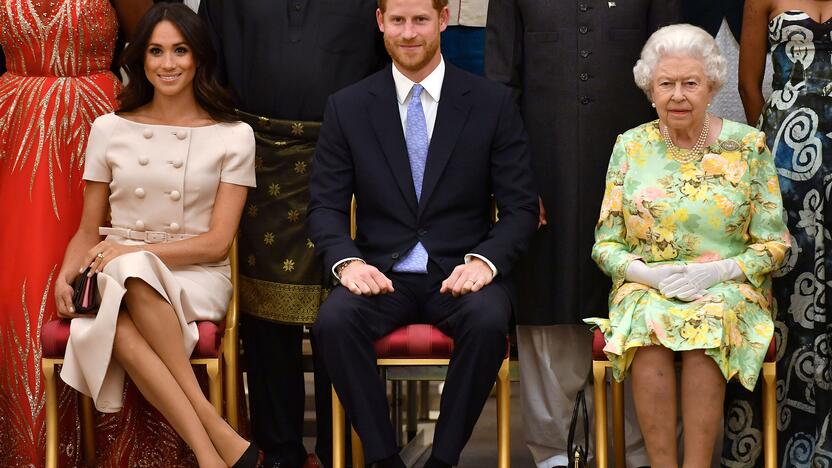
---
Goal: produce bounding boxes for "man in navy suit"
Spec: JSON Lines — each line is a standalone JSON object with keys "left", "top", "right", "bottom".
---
{"left": 308, "top": 0, "right": 537, "bottom": 466}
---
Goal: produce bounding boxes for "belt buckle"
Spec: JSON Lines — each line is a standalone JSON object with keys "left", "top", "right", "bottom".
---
{"left": 144, "top": 231, "right": 168, "bottom": 244}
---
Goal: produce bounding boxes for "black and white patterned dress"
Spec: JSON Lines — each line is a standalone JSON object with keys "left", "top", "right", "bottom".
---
{"left": 724, "top": 9, "right": 832, "bottom": 467}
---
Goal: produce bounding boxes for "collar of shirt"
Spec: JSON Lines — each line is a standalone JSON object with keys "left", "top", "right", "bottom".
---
{"left": 392, "top": 56, "right": 445, "bottom": 106}
{"left": 392, "top": 56, "right": 445, "bottom": 140}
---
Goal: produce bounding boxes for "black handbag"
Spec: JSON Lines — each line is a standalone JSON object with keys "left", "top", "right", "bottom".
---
{"left": 72, "top": 267, "right": 99, "bottom": 314}
{"left": 567, "top": 389, "right": 589, "bottom": 468}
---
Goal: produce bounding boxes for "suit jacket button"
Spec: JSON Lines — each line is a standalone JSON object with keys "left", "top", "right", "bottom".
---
{"left": 391, "top": 253, "right": 399, "bottom": 259}
{"left": 579, "top": 25, "right": 589, "bottom": 34}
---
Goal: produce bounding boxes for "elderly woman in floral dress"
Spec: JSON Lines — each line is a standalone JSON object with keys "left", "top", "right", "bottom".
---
{"left": 585, "top": 24, "right": 790, "bottom": 467}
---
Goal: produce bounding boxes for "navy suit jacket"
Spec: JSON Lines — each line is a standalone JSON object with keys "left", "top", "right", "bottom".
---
{"left": 308, "top": 63, "right": 538, "bottom": 288}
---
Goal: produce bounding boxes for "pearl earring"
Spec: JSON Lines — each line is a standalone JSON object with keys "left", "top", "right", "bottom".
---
{"left": 651, "top": 102, "right": 656, "bottom": 108}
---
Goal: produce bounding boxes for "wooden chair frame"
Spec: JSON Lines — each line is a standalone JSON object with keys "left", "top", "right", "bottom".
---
{"left": 331, "top": 198, "right": 510, "bottom": 468}
{"left": 43, "top": 238, "right": 241, "bottom": 468}
{"left": 591, "top": 347, "right": 777, "bottom": 468}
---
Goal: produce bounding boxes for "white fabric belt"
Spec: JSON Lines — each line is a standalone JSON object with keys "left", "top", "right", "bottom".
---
{"left": 99, "top": 227, "right": 196, "bottom": 244}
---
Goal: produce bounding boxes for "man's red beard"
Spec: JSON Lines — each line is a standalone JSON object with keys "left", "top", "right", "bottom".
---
{"left": 384, "top": 36, "right": 440, "bottom": 74}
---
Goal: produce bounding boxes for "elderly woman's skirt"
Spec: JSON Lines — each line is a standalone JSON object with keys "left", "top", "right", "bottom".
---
{"left": 585, "top": 280, "right": 774, "bottom": 391}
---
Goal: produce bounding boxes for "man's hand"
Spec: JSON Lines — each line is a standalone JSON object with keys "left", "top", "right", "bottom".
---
{"left": 440, "top": 258, "right": 493, "bottom": 297}
{"left": 538, "top": 196, "right": 547, "bottom": 229}
{"left": 340, "top": 262, "right": 395, "bottom": 296}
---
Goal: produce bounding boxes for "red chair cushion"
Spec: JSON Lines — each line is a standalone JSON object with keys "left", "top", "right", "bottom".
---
{"left": 42, "top": 319, "right": 72, "bottom": 358}
{"left": 41, "top": 319, "right": 225, "bottom": 359}
{"left": 593, "top": 328, "right": 778, "bottom": 363}
{"left": 374, "top": 324, "right": 455, "bottom": 359}
{"left": 592, "top": 328, "right": 608, "bottom": 361}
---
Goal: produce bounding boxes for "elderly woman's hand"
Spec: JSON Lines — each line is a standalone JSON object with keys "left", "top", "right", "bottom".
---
{"left": 625, "top": 260, "right": 685, "bottom": 290}
{"left": 82, "top": 241, "right": 141, "bottom": 276}
{"left": 659, "top": 260, "right": 744, "bottom": 300}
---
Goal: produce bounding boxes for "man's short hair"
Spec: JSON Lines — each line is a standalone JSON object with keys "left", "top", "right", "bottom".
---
{"left": 378, "top": 0, "right": 449, "bottom": 13}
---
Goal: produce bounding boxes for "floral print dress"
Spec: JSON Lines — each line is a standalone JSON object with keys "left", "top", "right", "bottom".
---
{"left": 585, "top": 119, "right": 791, "bottom": 390}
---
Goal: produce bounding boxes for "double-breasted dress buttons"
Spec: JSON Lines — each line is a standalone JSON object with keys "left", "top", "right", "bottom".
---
{"left": 138, "top": 155, "right": 149, "bottom": 166}
{"left": 136, "top": 220, "right": 145, "bottom": 230}
{"left": 170, "top": 190, "right": 181, "bottom": 201}
{"left": 172, "top": 159, "right": 183, "bottom": 168}
{"left": 175, "top": 130, "right": 188, "bottom": 140}
{"left": 143, "top": 128, "right": 153, "bottom": 139}
{"left": 170, "top": 222, "right": 180, "bottom": 231}
{"left": 134, "top": 187, "right": 146, "bottom": 198}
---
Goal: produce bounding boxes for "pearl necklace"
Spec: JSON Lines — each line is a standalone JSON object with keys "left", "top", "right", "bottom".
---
{"left": 661, "top": 116, "right": 710, "bottom": 164}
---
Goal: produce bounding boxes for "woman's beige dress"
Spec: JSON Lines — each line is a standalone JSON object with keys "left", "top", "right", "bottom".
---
{"left": 61, "top": 113, "right": 255, "bottom": 412}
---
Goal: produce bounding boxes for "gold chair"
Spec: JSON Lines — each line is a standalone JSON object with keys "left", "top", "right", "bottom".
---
{"left": 590, "top": 328, "right": 777, "bottom": 468}
{"left": 331, "top": 198, "right": 511, "bottom": 468}
{"left": 41, "top": 238, "right": 241, "bottom": 468}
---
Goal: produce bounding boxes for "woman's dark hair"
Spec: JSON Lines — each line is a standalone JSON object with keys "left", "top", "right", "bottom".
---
{"left": 117, "top": 3, "right": 237, "bottom": 122}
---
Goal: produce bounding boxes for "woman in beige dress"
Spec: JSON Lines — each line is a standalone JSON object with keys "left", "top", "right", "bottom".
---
{"left": 53, "top": 4, "right": 262, "bottom": 467}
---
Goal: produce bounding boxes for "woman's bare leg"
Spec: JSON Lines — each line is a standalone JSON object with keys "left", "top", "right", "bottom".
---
{"left": 113, "top": 312, "right": 225, "bottom": 468}
{"left": 680, "top": 350, "right": 725, "bottom": 468}
{"left": 123, "top": 278, "right": 249, "bottom": 465}
{"left": 630, "top": 345, "right": 678, "bottom": 468}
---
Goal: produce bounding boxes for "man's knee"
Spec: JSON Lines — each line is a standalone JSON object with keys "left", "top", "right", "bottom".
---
{"left": 457, "top": 286, "right": 510, "bottom": 337}
{"left": 313, "top": 287, "right": 362, "bottom": 341}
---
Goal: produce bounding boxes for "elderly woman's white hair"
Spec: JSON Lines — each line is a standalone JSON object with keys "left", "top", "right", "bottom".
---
{"left": 633, "top": 24, "right": 727, "bottom": 100}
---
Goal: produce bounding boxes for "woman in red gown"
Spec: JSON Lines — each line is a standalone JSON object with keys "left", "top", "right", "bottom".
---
{"left": 0, "top": 1, "right": 210, "bottom": 466}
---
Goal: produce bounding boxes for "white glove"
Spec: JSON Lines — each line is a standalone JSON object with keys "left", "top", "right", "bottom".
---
{"left": 625, "top": 260, "right": 685, "bottom": 290}
{"left": 659, "top": 259, "right": 744, "bottom": 301}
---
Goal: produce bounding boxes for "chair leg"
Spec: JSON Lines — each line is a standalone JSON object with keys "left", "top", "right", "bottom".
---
{"left": 592, "top": 361, "right": 609, "bottom": 468}
{"left": 351, "top": 426, "right": 365, "bottom": 468}
{"left": 611, "top": 378, "right": 625, "bottom": 468}
{"left": 496, "top": 357, "right": 511, "bottom": 468}
{"left": 206, "top": 359, "right": 223, "bottom": 414}
{"left": 332, "top": 387, "right": 346, "bottom": 468}
{"left": 224, "top": 348, "right": 240, "bottom": 430}
{"left": 80, "top": 395, "right": 97, "bottom": 464}
{"left": 42, "top": 359, "right": 59, "bottom": 468}
{"left": 762, "top": 362, "right": 777, "bottom": 468}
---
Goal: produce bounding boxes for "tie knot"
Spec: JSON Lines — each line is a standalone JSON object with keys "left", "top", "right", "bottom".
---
{"left": 411, "top": 84, "right": 424, "bottom": 100}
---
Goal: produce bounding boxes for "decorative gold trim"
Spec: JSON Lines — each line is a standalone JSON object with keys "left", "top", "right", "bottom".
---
{"left": 239, "top": 275, "right": 322, "bottom": 324}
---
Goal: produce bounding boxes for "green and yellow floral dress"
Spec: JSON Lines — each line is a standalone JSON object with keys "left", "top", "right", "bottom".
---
{"left": 585, "top": 119, "right": 791, "bottom": 390}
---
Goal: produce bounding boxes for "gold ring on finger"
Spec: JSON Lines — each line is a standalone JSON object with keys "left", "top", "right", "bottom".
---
{"left": 96, "top": 252, "right": 105, "bottom": 259}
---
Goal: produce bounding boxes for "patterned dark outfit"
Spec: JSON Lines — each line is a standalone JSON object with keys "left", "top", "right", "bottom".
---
{"left": 723, "top": 10, "right": 832, "bottom": 467}
{"left": 199, "top": 2, "right": 386, "bottom": 466}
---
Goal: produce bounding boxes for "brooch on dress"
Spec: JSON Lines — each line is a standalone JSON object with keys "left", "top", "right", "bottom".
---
{"left": 720, "top": 139, "right": 741, "bottom": 152}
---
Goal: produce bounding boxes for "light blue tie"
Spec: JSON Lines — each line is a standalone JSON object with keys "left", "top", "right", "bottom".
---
{"left": 393, "top": 84, "right": 429, "bottom": 273}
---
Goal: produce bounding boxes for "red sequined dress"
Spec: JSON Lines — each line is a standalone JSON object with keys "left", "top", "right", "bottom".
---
{"left": 0, "top": 1, "right": 194, "bottom": 465}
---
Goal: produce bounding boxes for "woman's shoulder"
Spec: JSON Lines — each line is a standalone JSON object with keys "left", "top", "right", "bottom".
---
{"left": 616, "top": 120, "right": 662, "bottom": 144}
{"left": 91, "top": 112, "right": 121, "bottom": 129}
{"left": 213, "top": 120, "right": 254, "bottom": 144}
{"left": 719, "top": 118, "right": 763, "bottom": 141}
{"left": 718, "top": 118, "right": 767, "bottom": 153}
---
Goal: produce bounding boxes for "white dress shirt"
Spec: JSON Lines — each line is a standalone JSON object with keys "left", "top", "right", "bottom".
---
{"left": 333, "top": 57, "right": 497, "bottom": 280}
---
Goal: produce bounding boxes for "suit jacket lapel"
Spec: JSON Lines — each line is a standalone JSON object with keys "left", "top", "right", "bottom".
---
{"left": 369, "top": 67, "right": 419, "bottom": 214}
{"left": 418, "top": 65, "right": 472, "bottom": 218}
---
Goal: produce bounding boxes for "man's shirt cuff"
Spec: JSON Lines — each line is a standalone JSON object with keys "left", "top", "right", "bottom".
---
{"left": 332, "top": 257, "right": 364, "bottom": 281}
{"left": 464, "top": 253, "right": 497, "bottom": 278}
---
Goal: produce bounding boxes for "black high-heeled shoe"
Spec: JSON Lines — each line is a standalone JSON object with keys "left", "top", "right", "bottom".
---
{"left": 232, "top": 442, "right": 265, "bottom": 468}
